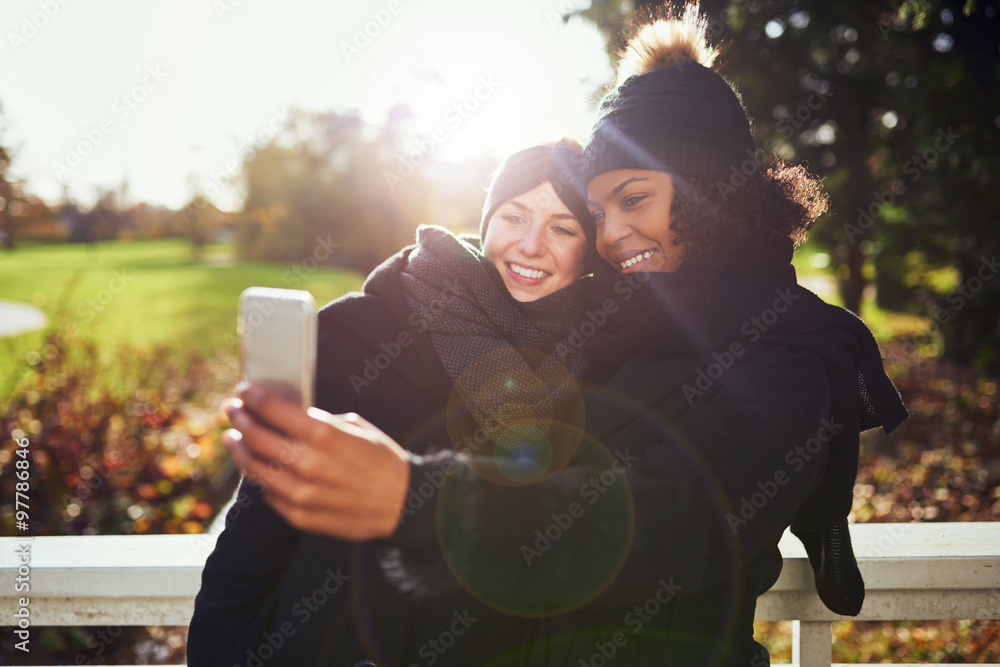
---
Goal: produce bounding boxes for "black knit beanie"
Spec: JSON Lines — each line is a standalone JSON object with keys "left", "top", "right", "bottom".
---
{"left": 480, "top": 144, "right": 595, "bottom": 248}
{"left": 583, "top": 59, "right": 756, "bottom": 182}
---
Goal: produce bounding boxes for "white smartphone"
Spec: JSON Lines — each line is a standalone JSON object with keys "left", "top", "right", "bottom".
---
{"left": 238, "top": 287, "right": 317, "bottom": 407}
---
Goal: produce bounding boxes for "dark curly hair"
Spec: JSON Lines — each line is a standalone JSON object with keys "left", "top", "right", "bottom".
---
{"left": 665, "top": 157, "right": 829, "bottom": 260}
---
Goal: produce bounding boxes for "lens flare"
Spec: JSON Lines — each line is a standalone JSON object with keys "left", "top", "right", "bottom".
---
{"left": 435, "top": 437, "right": 635, "bottom": 617}
{"left": 446, "top": 346, "right": 586, "bottom": 486}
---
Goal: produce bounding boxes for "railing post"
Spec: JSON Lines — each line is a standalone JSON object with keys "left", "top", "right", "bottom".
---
{"left": 792, "top": 620, "right": 831, "bottom": 667}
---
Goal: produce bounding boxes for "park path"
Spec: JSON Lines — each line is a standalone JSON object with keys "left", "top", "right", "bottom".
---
{"left": 0, "top": 299, "right": 47, "bottom": 337}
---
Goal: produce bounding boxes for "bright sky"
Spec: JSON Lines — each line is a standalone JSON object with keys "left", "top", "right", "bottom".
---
{"left": 0, "top": 0, "right": 613, "bottom": 211}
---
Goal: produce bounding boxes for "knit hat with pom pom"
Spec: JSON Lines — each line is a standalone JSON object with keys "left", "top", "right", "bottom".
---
{"left": 583, "top": 5, "right": 756, "bottom": 181}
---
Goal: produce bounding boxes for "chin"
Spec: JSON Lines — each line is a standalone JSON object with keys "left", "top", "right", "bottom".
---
{"left": 510, "top": 290, "right": 535, "bottom": 303}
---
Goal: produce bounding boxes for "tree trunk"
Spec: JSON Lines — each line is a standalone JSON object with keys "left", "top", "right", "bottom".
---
{"left": 839, "top": 240, "right": 865, "bottom": 315}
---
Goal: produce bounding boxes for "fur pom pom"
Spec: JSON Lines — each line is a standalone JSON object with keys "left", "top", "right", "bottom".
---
{"left": 615, "top": 2, "right": 719, "bottom": 87}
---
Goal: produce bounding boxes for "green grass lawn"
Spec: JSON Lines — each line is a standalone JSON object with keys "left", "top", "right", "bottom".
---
{"left": 0, "top": 237, "right": 931, "bottom": 398}
{"left": 0, "top": 239, "right": 364, "bottom": 392}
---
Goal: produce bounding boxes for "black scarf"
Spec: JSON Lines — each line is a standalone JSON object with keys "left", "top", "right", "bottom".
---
{"left": 586, "top": 237, "right": 908, "bottom": 616}
{"left": 398, "top": 226, "right": 591, "bottom": 482}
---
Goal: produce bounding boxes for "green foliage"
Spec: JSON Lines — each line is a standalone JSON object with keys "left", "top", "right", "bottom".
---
{"left": 235, "top": 108, "right": 442, "bottom": 273}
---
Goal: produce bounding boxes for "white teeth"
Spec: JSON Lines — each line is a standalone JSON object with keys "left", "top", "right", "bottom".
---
{"left": 619, "top": 250, "right": 654, "bottom": 269}
{"left": 510, "top": 263, "right": 547, "bottom": 280}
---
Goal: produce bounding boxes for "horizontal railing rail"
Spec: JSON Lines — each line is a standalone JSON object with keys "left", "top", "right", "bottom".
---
{"left": 1, "top": 523, "right": 998, "bottom": 666}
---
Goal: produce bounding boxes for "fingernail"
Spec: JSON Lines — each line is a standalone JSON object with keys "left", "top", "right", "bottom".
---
{"left": 239, "top": 383, "right": 265, "bottom": 408}
{"left": 221, "top": 398, "right": 241, "bottom": 420}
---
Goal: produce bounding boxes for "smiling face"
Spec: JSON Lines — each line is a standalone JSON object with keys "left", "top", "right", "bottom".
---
{"left": 482, "top": 180, "right": 588, "bottom": 302}
{"left": 587, "top": 169, "right": 687, "bottom": 273}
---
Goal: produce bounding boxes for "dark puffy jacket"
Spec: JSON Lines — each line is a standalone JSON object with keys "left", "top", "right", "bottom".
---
{"left": 189, "top": 247, "right": 833, "bottom": 666}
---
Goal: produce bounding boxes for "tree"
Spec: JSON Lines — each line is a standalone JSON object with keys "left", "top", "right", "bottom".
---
{"left": 236, "top": 108, "right": 437, "bottom": 273}
{"left": 181, "top": 194, "right": 220, "bottom": 261}
{"left": 0, "top": 102, "right": 22, "bottom": 250}
{"left": 574, "top": 0, "right": 1000, "bottom": 371}
{"left": 0, "top": 143, "right": 13, "bottom": 249}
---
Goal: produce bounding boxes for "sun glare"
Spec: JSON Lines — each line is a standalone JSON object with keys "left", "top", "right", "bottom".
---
{"left": 1, "top": 0, "right": 612, "bottom": 209}
{"left": 342, "top": 1, "right": 610, "bottom": 164}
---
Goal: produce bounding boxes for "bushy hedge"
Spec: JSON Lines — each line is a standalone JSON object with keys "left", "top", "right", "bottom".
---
{"left": 0, "top": 323, "right": 238, "bottom": 664}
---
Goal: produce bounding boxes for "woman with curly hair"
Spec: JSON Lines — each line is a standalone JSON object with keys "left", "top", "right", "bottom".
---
{"left": 565, "top": 2, "right": 909, "bottom": 662}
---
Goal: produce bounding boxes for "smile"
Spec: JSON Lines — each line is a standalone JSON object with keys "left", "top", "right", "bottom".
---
{"left": 508, "top": 262, "right": 550, "bottom": 280}
{"left": 619, "top": 250, "right": 655, "bottom": 270}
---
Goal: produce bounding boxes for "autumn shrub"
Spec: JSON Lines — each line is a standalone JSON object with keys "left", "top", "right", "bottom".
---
{"left": 0, "top": 322, "right": 238, "bottom": 664}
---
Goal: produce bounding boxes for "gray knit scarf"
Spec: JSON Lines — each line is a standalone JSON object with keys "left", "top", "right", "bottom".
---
{"left": 399, "top": 226, "right": 590, "bottom": 481}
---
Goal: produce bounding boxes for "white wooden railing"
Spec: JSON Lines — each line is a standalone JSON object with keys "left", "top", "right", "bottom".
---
{"left": 0, "top": 523, "right": 998, "bottom": 666}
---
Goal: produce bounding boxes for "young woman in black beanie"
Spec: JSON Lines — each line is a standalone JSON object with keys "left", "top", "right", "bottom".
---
{"left": 572, "top": 2, "right": 909, "bottom": 662}
{"left": 189, "top": 141, "right": 599, "bottom": 666}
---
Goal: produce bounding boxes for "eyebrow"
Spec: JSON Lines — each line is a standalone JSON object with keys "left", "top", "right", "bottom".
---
{"left": 502, "top": 200, "right": 577, "bottom": 222}
{"left": 502, "top": 200, "right": 532, "bottom": 213}
{"left": 589, "top": 177, "right": 649, "bottom": 204}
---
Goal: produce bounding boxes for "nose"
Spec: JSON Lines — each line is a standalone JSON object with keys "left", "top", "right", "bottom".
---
{"left": 600, "top": 211, "right": 629, "bottom": 250}
{"left": 517, "top": 221, "right": 546, "bottom": 257}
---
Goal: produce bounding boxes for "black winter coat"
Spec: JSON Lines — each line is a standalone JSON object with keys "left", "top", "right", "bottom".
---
{"left": 189, "top": 248, "right": 834, "bottom": 666}
{"left": 188, "top": 247, "right": 530, "bottom": 666}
